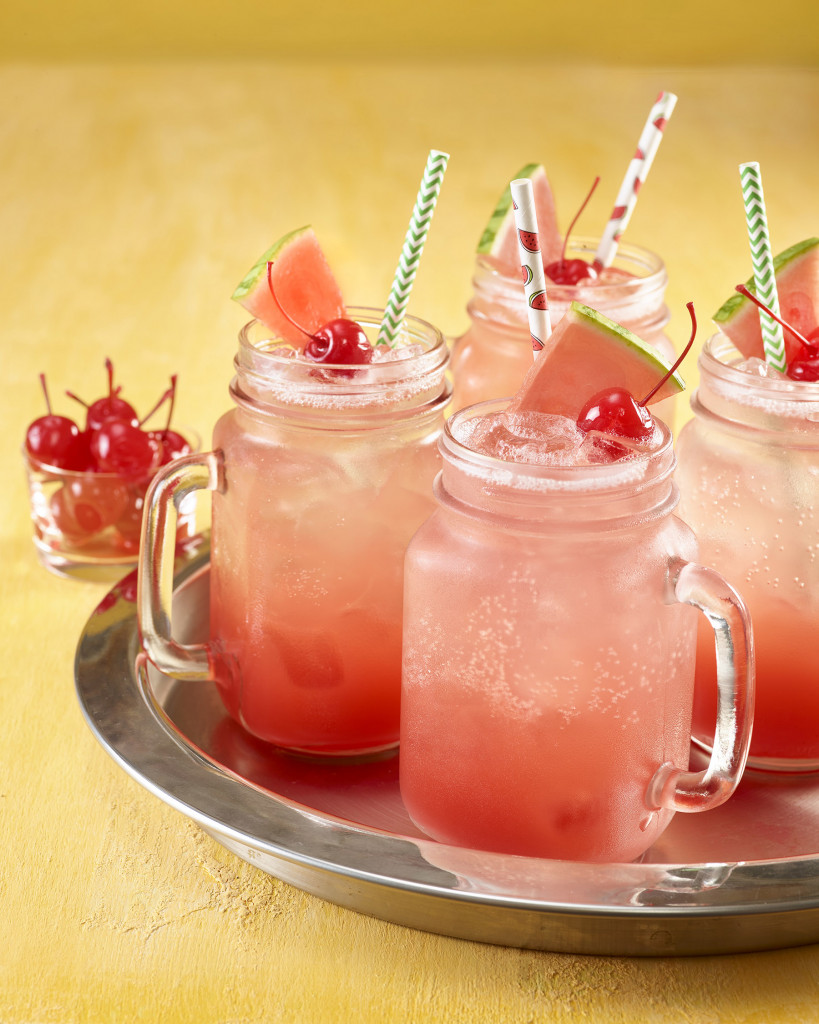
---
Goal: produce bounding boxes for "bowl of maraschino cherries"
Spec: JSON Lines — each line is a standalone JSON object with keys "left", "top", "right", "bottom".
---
{"left": 23, "top": 359, "right": 198, "bottom": 581}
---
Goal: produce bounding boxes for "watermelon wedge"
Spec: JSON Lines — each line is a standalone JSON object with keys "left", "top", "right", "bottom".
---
{"left": 232, "top": 226, "right": 346, "bottom": 348}
{"left": 714, "top": 237, "right": 819, "bottom": 365}
{"left": 508, "top": 303, "right": 685, "bottom": 419}
{"left": 477, "top": 164, "right": 562, "bottom": 273}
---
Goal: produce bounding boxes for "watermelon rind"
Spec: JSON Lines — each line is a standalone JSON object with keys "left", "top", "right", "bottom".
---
{"left": 572, "top": 304, "right": 685, "bottom": 397}
{"left": 477, "top": 164, "right": 563, "bottom": 269}
{"left": 509, "top": 301, "right": 685, "bottom": 419}
{"left": 231, "top": 225, "right": 310, "bottom": 302}
{"left": 231, "top": 225, "right": 346, "bottom": 347}
{"left": 714, "top": 237, "right": 819, "bottom": 326}
{"left": 713, "top": 237, "right": 819, "bottom": 364}
{"left": 477, "top": 163, "right": 541, "bottom": 255}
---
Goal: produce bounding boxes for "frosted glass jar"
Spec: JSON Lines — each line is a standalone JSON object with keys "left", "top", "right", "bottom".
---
{"left": 400, "top": 400, "right": 754, "bottom": 862}
{"left": 676, "top": 333, "right": 819, "bottom": 771}
{"left": 450, "top": 238, "right": 679, "bottom": 428}
{"left": 139, "top": 310, "right": 450, "bottom": 757}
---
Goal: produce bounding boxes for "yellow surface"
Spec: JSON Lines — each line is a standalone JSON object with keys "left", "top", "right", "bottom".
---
{"left": 2, "top": 0, "right": 818, "bottom": 63}
{"left": 2, "top": 62, "right": 819, "bottom": 1021}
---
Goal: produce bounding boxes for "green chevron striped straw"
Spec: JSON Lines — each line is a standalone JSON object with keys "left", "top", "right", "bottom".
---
{"left": 378, "top": 149, "right": 449, "bottom": 347}
{"left": 739, "top": 161, "right": 786, "bottom": 371}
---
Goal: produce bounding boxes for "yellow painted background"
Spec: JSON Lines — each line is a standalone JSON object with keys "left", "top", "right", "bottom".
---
{"left": 3, "top": 1, "right": 819, "bottom": 1022}
{"left": 2, "top": 0, "right": 818, "bottom": 62}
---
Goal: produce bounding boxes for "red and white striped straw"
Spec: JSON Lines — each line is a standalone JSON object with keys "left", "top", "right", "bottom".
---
{"left": 510, "top": 178, "right": 551, "bottom": 356}
{"left": 593, "top": 91, "right": 678, "bottom": 271}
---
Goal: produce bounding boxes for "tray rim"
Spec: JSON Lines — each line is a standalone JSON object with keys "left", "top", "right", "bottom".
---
{"left": 74, "top": 540, "right": 819, "bottom": 955}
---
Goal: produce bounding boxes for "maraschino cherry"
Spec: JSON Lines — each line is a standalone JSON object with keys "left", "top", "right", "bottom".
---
{"left": 90, "top": 420, "right": 161, "bottom": 477}
{"left": 577, "top": 302, "right": 697, "bottom": 440}
{"left": 91, "top": 374, "right": 190, "bottom": 477}
{"left": 789, "top": 353, "right": 819, "bottom": 382}
{"left": 26, "top": 364, "right": 189, "bottom": 557}
{"left": 25, "top": 374, "right": 80, "bottom": 468}
{"left": 544, "top": 177, "right": 601, "bottom": 286}
{"left": 266, "top": 262, "right": 373, "bottom": 366}
{"left": 66, "top": 358, "right": 139, "bottom": 431}
{"left": 89, "top": 371, "right": 189, "bottom": 476}
{"left": 734, "top": 284, "right": 819, "bottom": 383}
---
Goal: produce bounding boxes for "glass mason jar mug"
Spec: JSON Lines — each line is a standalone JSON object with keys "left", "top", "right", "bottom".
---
{"left": 400, "top": 401, "right": 755, "bottom": 863}
{"left": 449, "top": 238, "right": 678, "bottom": 423}
{"left": 675, "top": 333, "right": 819, "bottom": 771}
{"left": 139, "top": 310, "right": 451, "bottom": 757}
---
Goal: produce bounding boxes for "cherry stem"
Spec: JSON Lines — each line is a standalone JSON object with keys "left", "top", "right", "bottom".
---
{"left": 639, "top": 301, "right": 697, "bottom": 407}
{"left": 266, "top": 262, "right": 315, "bottom": 341}
{"left": 560, "top": 176, "right": 601, "bottom": 264}
{"left": 106, "top": 358, "right": 115, "bottom": 398}
{"left": 735, "top": 284, "right": 814, "bottom": 352}
{"left": 65, "top": 390, "right": 89, "bottom": 409}
{"left": 139, "top": 385, "right": 173, "bottom": 428}
{"left": 164, "top": 374, "right": 178, "bottom": 434}
{"left": 39, "top": 373, "right": 53, "bottom": 415}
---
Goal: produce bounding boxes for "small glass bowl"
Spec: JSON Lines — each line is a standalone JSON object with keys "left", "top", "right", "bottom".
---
{"left": 23, "top": 430, "right": 200, "bottom": 582}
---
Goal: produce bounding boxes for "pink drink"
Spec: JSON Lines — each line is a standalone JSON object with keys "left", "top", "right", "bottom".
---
{"left": 140, "top": 310, "right": 450, "bottom": 756}
{"left": 675, "top": 335, "right": 819, "bottom": 769}
{"left": 694, "top": 603, "right": 816, "bottom": 762}
{"left": 400, "top": 403, "right": 753, "bottom": 862}
{"left": 450, "top": 239, "right": 677, "bottom": 424}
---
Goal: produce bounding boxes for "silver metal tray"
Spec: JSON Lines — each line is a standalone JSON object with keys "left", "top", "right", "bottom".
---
{"left": 75, "top": 540, "right": 819, "bottom": 957}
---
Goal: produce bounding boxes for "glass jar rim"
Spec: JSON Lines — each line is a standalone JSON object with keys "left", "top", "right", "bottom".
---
{"left": 237, "top": 307, "right": 448, "bottom": 384}
{"left": 698, "top": 333, "right": 819, "bottom": 416}
{"left": 233, "top": 307, "right": 450, "bottom": 419}
{"left": 441, "top": 398, "right": 675, "bottom": 497}
{"left": 468, "top": 238, "right": 670, "bottom": 339}
{"left": 474, "top": 236, "right": 667, "bottom": 299}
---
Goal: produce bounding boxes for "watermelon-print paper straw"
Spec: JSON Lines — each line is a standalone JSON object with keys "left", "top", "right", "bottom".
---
{"left": 378, "top": 149, "right": 449, "bottom": 347}
{"left": 510, "top": 177, "right": 551, "bottom": 354}
{"left": 593, "top": 91, "right": 678, "bottom": 271}
{"left": 739, "top": 161, "right": 786, "bottom": 371}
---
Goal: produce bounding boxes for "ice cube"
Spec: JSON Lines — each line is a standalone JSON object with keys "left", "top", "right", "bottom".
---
{"left": 577, "top": 423, "right": 664, "bottom": 465}
{"left": 371, "top": 342, "right": 425, "bottom": 363}
{"left": 462, "top": 411, "right": 586, "bottom": 465}
{"left": 576, "top": 430, "right": 632, "bottom": 465}
{"left": 735, "top": 357, "right": 786, "bottom": 379}
{"left": 260, "top": 341, "right": 300, "bottom": 358}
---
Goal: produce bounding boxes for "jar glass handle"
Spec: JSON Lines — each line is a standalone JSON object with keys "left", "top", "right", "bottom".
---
{"left": 137, "top": 450, "right": 224, "bottom": 681}
{"left": 646, "top": 559, "right": 755, "bottom": 813}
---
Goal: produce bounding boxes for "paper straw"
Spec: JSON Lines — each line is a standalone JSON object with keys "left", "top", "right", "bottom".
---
{"left": 378, "top": 149, "right": 449, "bottom": 347}
{"left": 593, "top": 91, "right": 677, "bottom": 271}
{"left": 510, "top": 178, "right": 551, "bottom": 354}
{"left": 739, "top": 161, "right": 786, "bottom": 371}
